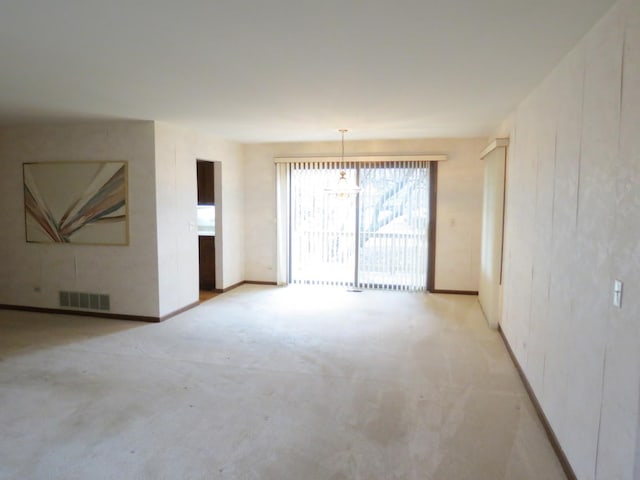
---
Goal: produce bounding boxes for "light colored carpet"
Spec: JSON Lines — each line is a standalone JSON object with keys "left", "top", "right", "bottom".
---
{"left": 0, "top": 285, "right": 566, "bottom": 480}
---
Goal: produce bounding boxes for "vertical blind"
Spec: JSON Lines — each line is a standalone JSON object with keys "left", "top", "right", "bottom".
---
{"left": 289, "top": 160, "right": 430, "bottom": 291}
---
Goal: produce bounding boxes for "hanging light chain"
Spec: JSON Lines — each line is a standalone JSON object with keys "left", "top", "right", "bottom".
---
{"left": 339, "top": 128, "right": 348, "bottom": 171}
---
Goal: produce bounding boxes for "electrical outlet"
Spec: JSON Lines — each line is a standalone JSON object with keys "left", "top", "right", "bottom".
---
{"left": 613, "top": 280, "right": 623, "bottom": 308}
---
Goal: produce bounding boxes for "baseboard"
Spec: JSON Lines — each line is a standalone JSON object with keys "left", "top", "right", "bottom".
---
{"left": 214, "top": 280, "right": 245, "bottom": 293}
{"left": 0, "top": 303, "right": 160, "bottom": 323}
{"left": 0, "top": 284, "right": 272, "bottom": 322}
{"left": 159, "top": 301, "right": 200, "bottom": 322}
{"left": 498, "top": 326, "right": 577, "bottom": 480}
{"left": 430, "top": 289, "right": 478, "bottom": 295}
{"left": 214, "top": 280, "right": 277, "bottom": 294}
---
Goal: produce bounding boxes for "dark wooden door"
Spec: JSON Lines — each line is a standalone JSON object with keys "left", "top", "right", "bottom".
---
{"left": 199, "top": 236, "right": 215, "bottom": 290}
{"left": 197, "top": 160, "right": 215, "bottom": 205}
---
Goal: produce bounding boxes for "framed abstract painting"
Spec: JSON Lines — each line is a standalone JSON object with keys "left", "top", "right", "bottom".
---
{"left": 23, "top": 161, "right": 129, "bottom": 245}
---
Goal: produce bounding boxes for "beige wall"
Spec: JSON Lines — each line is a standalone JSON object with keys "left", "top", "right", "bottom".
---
{"left": 0, "top": 121, "right": 160, "bottom": 317}
{"left": 478, "top": 145, "right": 506, "bottom": 328}
{"left": 0, "top": 121, "right": 245, "bottom": 319}
{"left": 500, "top": 0, "right": 640, "bottom": 478}
{"left": 243, "top": 137, "right": 485, "bottom": 291}
{"left": 154, "top": 122, "right": 245, "bottom": 317}
{"left": 433, "top": 139, "right": 486, "bottom": 291}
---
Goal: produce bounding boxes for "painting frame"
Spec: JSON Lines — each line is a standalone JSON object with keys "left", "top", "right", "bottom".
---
{"left": 23, "top": 160, "right": 130, "bottom": 246}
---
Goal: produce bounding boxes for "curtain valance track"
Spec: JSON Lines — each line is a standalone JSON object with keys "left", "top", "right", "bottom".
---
{"left": 273, "top": 154, "right": 447, "bottom": 164}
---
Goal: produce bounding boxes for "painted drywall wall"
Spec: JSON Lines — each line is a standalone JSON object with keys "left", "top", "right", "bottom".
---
{"left": 154, "top": 122, "right": 244, "bottom": 316}
{"left": 500, "top": 0, "right": 640, "bottom": 478}
{"left": 433, "top": 140, "right": 486, "bottom": 291}
{"left": 478, "top": 145, "right": 507, "bottom": 328}
{"left": 243, "top": 138, "right": 485, "bottom": 291}
{"left": 0, "top": 121, "right": 160, "bottom": 317}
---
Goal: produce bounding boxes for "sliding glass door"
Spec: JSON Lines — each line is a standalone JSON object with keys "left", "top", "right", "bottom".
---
{"left": 358, "top": 162, "right": 429, "bottom": 290}
{"left": 290, "top": 164, "right": 357, "bottom": 286}
{"left": 290, "top": 161, "right": 430, "bottom": 291}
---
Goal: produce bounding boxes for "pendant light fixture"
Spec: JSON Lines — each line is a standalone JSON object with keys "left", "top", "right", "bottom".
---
{"left": 325, "top": 129, "right": 361, "bottom": 196}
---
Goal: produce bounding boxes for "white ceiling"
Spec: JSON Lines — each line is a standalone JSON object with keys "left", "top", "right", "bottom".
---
{"left": 0, "top": 0, "right": 616, "bottom": 143}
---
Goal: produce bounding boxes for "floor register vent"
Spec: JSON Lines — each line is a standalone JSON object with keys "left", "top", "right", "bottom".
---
{"left": 59, "top": 291, "right": 110, "bottom": 311}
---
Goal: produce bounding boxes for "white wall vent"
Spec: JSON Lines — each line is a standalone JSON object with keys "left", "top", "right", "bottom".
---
{"left": 59, "top": 291, "right": 110, "bottom": 311}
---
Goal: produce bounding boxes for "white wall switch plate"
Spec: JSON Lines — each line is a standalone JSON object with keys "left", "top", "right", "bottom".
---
{"left": 613, "top": 280, "right": 623, "bottom": 308}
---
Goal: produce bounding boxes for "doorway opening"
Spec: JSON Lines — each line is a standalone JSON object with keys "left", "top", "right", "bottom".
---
{"left": 196, "top": 159, "right": 220, "bottom": 298}
{"left": 289, "top": 160, "right": 431, "bottom": 291}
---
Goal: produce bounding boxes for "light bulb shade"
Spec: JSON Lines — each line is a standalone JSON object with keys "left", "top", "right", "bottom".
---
{"left": 323, "top": 130, "right": 360, "bottom": 196}
{"left": 324, "top": 170, "right": 361, "bottom": 196}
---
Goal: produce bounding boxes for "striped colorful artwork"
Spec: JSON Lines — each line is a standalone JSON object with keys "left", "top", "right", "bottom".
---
{"left": 23, "top": 161, "right": 128, "bottom": 245}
